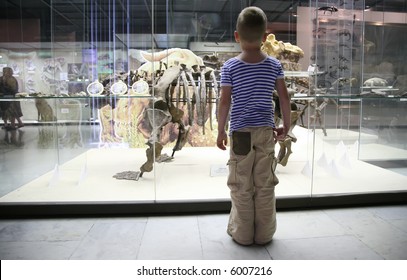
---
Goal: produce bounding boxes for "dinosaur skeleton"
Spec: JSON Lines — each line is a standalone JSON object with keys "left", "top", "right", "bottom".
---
{"left": 108, "top": 49, "right": 221, "bottom": 180}
{"left": 136, "top": 66, "right": 219, "bottom": 179}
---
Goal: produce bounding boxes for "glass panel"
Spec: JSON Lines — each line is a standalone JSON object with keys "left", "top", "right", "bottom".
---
{"left": 152, "top": 0, "right": 313, "bottom": 202}
{"left": 151, "top": 0, "right": 244, "bottom": 201}
{"left": 0, "top": 0, "right": 157, "bottom": 203}
{"left": 310, "top": 0, "right": 367, "bottom": 196}
{"left": 310, "top": 0, "right": 407, "bottom": 196}
{"left": 0, "top": 1, "right": 59, "bottom": 201}
{"left": 359, "top": 0, "right": 407, "bottom": 189}
{"left": 0, "top": 0, "right": 314, "bottom": 204}
{"left": 2, "top": 0, "right": 405, "bottom": 208}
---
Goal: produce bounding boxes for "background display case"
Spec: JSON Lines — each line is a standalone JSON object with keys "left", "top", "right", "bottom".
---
{"left": 0, "top": 0, "right": 406, "bottom": 216}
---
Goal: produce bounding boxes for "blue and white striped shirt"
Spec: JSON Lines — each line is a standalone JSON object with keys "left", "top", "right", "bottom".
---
{"left": 220, "top": 56, "right": 284, "bottom": 133}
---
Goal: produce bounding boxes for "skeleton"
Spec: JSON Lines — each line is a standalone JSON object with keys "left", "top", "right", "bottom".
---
{"left": 261, "top": 34, "right": 360, "bottom": 165}
{"left": 137, "top": 66, "right": 183, "bottom": 176}
{"left": 262, "top": 34, "right": 304, "bottom": 71}
{"left": 318, "top": 6, "right": 338, "bottom": 15}
{"left": 108, "top": 48, "right": 220, "bottom": 180}
{"left": 261, "top": 34, "right": 307, "bottom": 167}
{"left": 309, "top": 98, "right": 329, "bottom": 137}
{"left": 273, "top": 98, "right": 304, "bottom": 166}
{"left": 363, "top": 77, "right": 388, "bottom": 87}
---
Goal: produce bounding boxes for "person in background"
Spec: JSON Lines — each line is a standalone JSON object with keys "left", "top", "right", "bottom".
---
{"left": 216, "top": 6, "right": 291, "bottom": 245}
{"left": 0, "top": 67, "right": 24, "bottom": 130}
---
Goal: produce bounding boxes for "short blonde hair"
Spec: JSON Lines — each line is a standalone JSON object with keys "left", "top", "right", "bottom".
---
{"left": 236, "top": 6, "right": 267, "bottom": 43}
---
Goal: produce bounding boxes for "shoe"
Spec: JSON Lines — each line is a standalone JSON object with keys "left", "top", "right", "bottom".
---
{"left": 17, "top": 124, "right": 24, "bottom": 128}
{"left": 6, "top": 126, "right": 16, "bottom": 131}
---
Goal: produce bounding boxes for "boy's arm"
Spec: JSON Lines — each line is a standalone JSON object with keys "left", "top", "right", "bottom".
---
{"left": 216, "top": 85, "right": 232, "bottom": 150}
{"left": 275, "top": 78, "right": 291, "bottom": 141}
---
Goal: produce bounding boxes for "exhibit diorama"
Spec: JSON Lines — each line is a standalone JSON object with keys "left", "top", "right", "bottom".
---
{"left": 0, "top": 0, "right": 406, "bottom": 210}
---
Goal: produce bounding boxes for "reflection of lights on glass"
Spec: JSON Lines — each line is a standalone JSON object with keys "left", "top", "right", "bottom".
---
{"left": 373, "top": 21, "right": 384, "bottom": 26}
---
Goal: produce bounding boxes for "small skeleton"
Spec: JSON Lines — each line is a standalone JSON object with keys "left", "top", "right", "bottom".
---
{"left": 309, "top": 98, "right": 329, "bottom": 137}
{"left": 363, "top": 77, "right": 388, "bottom": 87}
{"left": 318, "top": 6, "right": 338, "bottom": 15}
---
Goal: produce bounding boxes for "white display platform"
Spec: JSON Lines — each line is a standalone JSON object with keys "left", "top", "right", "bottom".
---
{"left": 0, "top": 127, "right": 406, "bottom": 203}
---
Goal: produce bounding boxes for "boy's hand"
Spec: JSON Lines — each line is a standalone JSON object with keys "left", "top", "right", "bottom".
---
{"left": 274, "top": 127, "right": 287, "bottom": 142}
{"left": 217, "top": 131, "right": 228, "bottom": 150}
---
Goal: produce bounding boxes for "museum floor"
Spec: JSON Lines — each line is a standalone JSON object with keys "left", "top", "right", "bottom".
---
{"left": 0, "top": 204, "right": 406, "bottom": 260}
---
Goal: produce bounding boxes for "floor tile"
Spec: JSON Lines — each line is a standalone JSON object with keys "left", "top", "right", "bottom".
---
{"left": 137, "top": 216, "right": 203, "bottom": 260}
{"left": 70, "top": 218, "right": 147, "bottom": 259}
{"left": 386, "top": 220, "right": 407, "bottom": 233}
{"left": 0, "top": 206, "right": 406, "bottom": 260}
{"left": 198, "top": 214, "right": 271, "bottom": 260}
{"left": 265, "top": 235, "right": 383, "bottom": 260}
{"left": 0, "top": 218, "right": 95, "bottom": 242}
{"left": 273, "top": 210, "right": 347, "bottom": 239}
{"left": 324, "top": 207, "right": 407, "bottom": 259}
{"left": 366, "top": 205, "right": 407, "bottom": 220}
{"left": 0, "top": 241, "right": 80, "bottom": 260}
{"left": 0, "top": 220, "right": 17, "bottom": 232}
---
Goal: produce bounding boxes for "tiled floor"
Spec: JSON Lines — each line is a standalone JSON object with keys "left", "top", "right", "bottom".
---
{"left": 1, "top": 204, "right": 406, "bottom": 260}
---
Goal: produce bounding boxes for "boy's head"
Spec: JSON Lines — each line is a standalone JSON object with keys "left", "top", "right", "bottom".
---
{"left": 235, "top": 6, "right": 267, "bottom": 43}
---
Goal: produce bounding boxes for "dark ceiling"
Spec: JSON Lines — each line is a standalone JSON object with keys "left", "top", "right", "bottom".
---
{"left": 0, "top": 0, "right": 406, "bottom": 49}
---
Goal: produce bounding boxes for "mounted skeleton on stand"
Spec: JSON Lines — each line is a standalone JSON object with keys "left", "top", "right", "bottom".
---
{"left": 127, "top": 49, "right": 220, "bottom": 180}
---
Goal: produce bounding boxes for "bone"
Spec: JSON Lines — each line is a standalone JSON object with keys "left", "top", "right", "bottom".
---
{"left": 200, "top": 66, "right": 207, "bottom": 133}
{"left": 180, "top": 68, "right": 193, "bottom": 125}
{"left": 153, "top": 65, "right": 181, "bottom": 99}
{"left": 186, "top": 69, "right": 201, "bottom": 125}
{"left": 210, "top": 70, "right": 219, "bottom": 129}
{"left": 146, "top": 107, "right": 172, "bottom": 144}
{"left": 175, "top": 75, "right": 181, "bottom": 108}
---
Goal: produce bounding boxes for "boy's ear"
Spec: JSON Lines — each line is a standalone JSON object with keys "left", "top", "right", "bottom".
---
{"left": 234, "top": 31, "right": 240, "bottom": 43}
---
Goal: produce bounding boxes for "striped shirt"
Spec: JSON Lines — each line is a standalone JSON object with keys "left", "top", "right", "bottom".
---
{"left": 220, "top": 56, "right": 284, "bottom": 133}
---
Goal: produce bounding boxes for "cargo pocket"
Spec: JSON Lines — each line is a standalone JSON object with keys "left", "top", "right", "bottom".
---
{"left": 232, "top": 131, "right": 251, "bottom": 156}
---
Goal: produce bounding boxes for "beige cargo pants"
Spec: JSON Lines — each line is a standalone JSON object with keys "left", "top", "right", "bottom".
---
{"left": 227, "top": 126, "right": 279, "bottom": 245}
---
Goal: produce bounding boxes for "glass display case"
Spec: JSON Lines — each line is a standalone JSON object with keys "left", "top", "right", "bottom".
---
{"left": 0, "top": 0, "right": 406, "bottom": 216}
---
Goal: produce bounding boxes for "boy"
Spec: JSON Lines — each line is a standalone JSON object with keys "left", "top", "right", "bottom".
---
{"left": 216, "top": 6, "right": 291, "bottom": 245}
